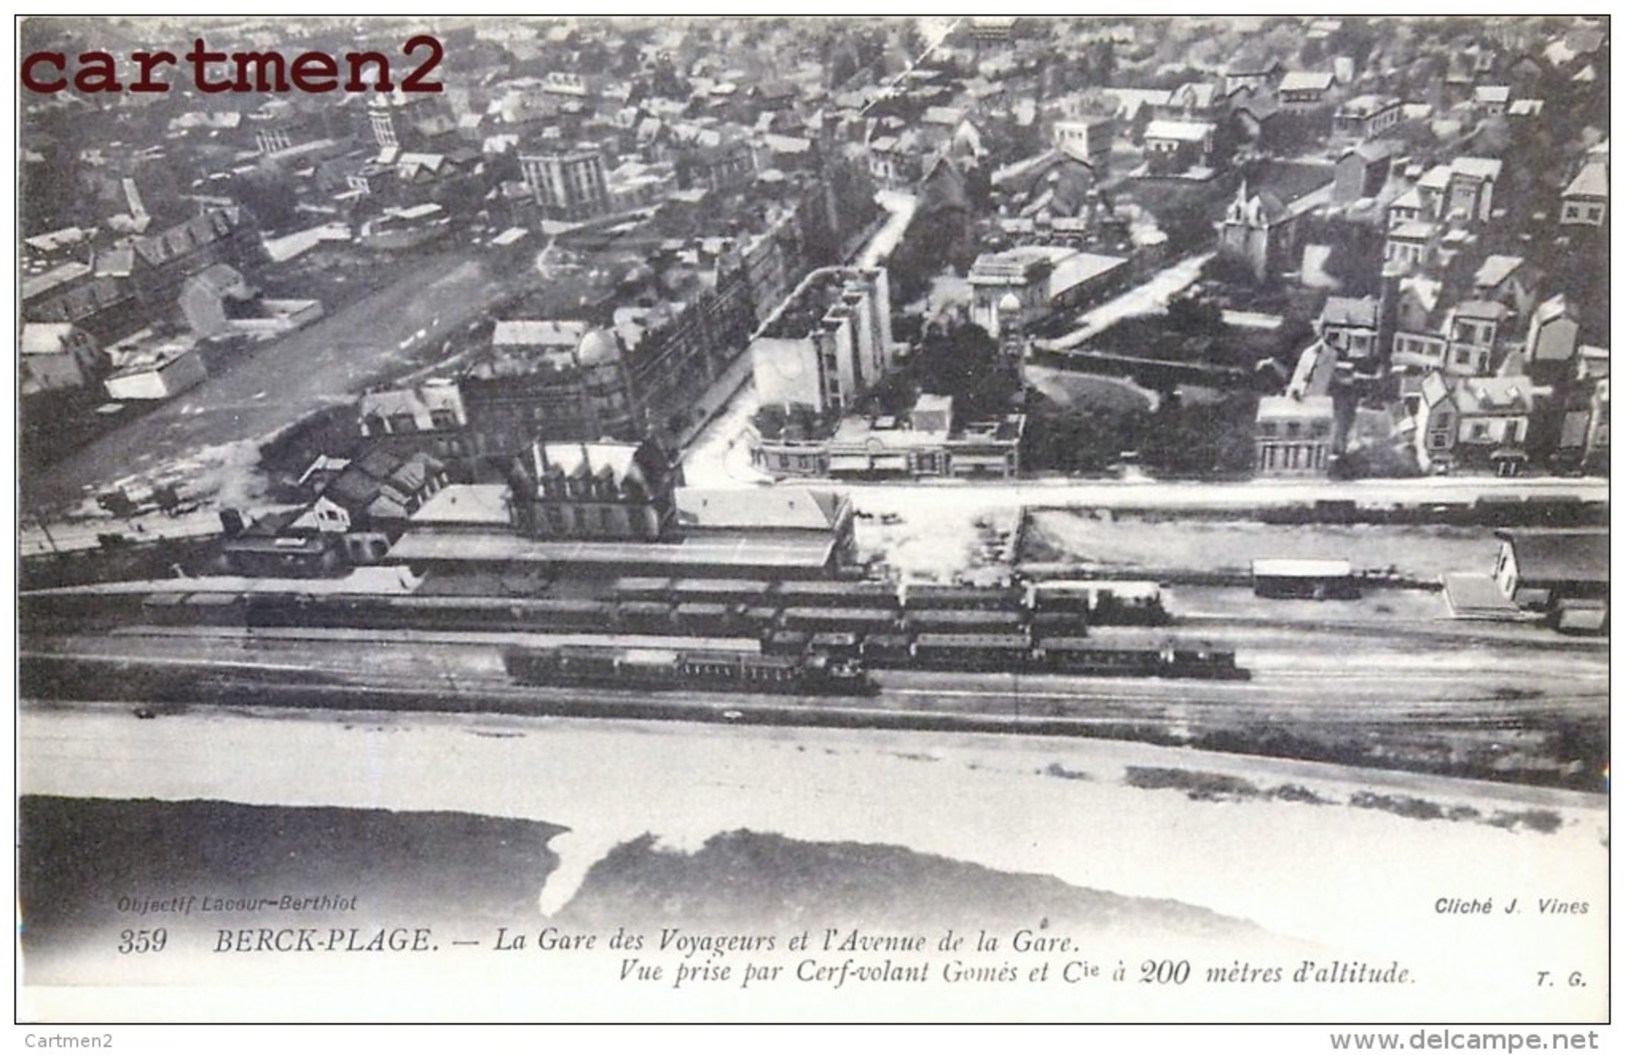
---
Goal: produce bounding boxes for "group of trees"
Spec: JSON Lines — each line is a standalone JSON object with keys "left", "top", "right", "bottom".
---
{"left": 752, "top": 401, "right": 839, "bottom": 441}
{"left": 861, "top": 318, "right": 1021, "bottom": 424}
{"left": 1024, "top": 389, "right": 1259, "bottom": 478}
{"left": 917, "top": 320, "right": 1020, "bottom": 421}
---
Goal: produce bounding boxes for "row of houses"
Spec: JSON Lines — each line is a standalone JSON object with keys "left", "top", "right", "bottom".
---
{"left": 1252, "top": 151, "right": 1607, "bottom": 478}
{"left": 230, "top": 431, "right": 857, "bottom": 581}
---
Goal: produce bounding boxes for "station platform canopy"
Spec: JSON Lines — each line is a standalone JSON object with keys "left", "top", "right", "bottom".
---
{"left": 387, "top": 531, "right": 836, "bottom": 575}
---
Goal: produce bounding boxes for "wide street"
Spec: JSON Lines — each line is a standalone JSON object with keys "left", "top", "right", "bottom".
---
{"left": 19, "top": 248, "right": 510, "bottom": 514}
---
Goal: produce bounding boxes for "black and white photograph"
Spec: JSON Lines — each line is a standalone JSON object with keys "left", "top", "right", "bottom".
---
{"left": 11, "top": 12, "right": 1612, "bottom": 1040}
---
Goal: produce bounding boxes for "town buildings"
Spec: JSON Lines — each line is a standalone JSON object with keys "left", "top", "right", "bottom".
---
{"left": 1561, "top": 160, "right": 1608, "bottom": 228}
{"left": 1219, "top": 178, "right": 1332, "bottom": 283}
{"left": 967, "top": 247, "right": 1129, "bottom": 338}
{"left": 19, "top": 323, "right": 101, "bottom": 396}
{"left": 461, "top": 322, "right": 642, "bottom": 455}
{"left": 517, "top": 149, "right": 612, "bottom": 221}
{"left": 750, "top": 267, "right": 894, "bottom": 417}
{"left": 752, "top": 391, "right": 1025, "bottom": 481}
{"left": 511, "top": 439, "right": 682, "bottom": 542}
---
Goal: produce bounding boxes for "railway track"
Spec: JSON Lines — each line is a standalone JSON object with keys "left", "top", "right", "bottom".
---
{"left": 21, "top": 635, "right": 1607, "bottom": 729}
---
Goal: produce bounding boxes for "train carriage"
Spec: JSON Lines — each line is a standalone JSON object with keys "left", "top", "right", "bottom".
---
{"left": 808, "top": 631, "right": 862, "bottom": 660}
{"left": 1026, "top": 579, "right": 1166, "bottom": 626}
{"left": 1037, "top": 632, "right": 1245, "bottom": 679}
{"left": 673, "top": 601, "right": 749, "bottom": 636}
{"left": 179, "top": 591, "right": 250, "bottom": 627}
{"left": 669, "top": 578, "right": 773, "bottom": 606}
{"left": 773, "top": 580, "right": 900, "bottom": 609}
{"left": 740, "top": 605, "right": 784, "bottom": 634}
{"left": 616, "top": 600, "right": 676, "bottom": 633}
{"left": 911, "top": 632, "right": 1031, "bottom": 670}
{"left": 859, "top": 633, "right": 914, "bottom": 667}
{"left": 905, "top": 608, "right": 1026, "bottom": 634}
{"left": 610, "top": 577, "right": 674, "bottom": 602}
{"left": 762, "top": 629, "right": 812, "bottom": 656}
{"left": 1088, "top": 582, "right": 1170, "bottom": 626}
{"left": 492, "top": 597, "right": 618, "bottom": 632}
{"left": 502, "top": 644, "right": 875, "bottom": 696}
{"left": 782, "top": 606, "right": 901, "bottom": 634}
{"left": 1029, "top": 610, "right": 1089, "bottom": 639}
{"left": 901, "top": 583, "right": 1024, "bottom": 611}
{"left": 1035, "top": 635, "right": 1160, "bottom": 676}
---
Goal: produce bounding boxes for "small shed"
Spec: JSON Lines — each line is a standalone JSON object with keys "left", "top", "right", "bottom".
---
{"left": 1251, "top": 558, "right": 1359, "bottom": 600}
{"left": 1493, "top": 530, "right": 1608, "bottom": 606}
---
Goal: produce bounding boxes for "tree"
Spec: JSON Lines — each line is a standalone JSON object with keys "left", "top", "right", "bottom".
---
{"left": 1023, "top": 398, "right": 1149, "bottom": 474}
{"left": 231, "top": 169, "right": 298, "bottom": 233}
{"left": 1167, "top": 293, "right": 1225, "bottom": 335}
{"left": 1094, "top": 40, "right": 1117, "bottom": 87}
{"left": 918, "top": 322, "right": 1017, "bottom": 420}
{"left": 1201, "top": 252, "right": 1260, "bottom": 288}
{"left": 19, "top": 112, "right": 86, "bottom": 235}
{"left": 1325, "top": 21, "right": 1379, "bottom": 69}
{"left": 1140, "top": 394, "right": 1259, "bottom": 477}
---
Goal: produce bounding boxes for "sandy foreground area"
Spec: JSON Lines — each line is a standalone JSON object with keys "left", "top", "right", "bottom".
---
{"left": 18, "top": 705, "right": 1606, "bottom": 1023}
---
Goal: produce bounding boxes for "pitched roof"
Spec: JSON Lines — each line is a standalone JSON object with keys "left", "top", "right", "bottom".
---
{"left": 1453, "top": 299, "right": 1508, "bottom": 321}
{"left": 132, "top": 206, "right": 244, "bottom": 268}
{"left": 534, "top": 441, "right": 651, "bottom": 491}
{"left": 1420, "top": 370, "right": 1452, "bottom": 408}
{"left": 1454, "top": 375, "right": 1531, "bottom": 414}
{"left": 1321, "top": 295, "right": 1378, "bottom": 329}
{"left": 1401, "top": 276, "right": 1443, "bottom": 315}
{"left": 1344, "top": 140, "right": 1398, "bottom": 164}
{"left": 22, "top": 261, "right": 93, "bottom": 301}
{"left": 1248, "top": 189, "right": 1288, "bottom": 223}
{"left": 1168, "top": 82, "right": 1218, "bottom": 109}
{"left": 493, "top": 319, "right": 588, "bottom": 348}
{"left": 1564, "top": 160, "right": 1609, "bottom": 199}
{"left": 1279, "top": 70, "right": 1335, "bottom": 93}
{"left": 1144, "top": 119, "right": 1212, "bottom": 143}
{"left": 1389, "top": 186, "right": 1424, "bottom": 211}
{"left": 409, "top": 483, "right": 511, "bottom": 526}
{"left": 1337, "top": 94, "right": 1401, "bottom": 117}
{"left": 1230, "top": 86, "right": 1281, "bottom": 121}
{"left": 183, "top": 262, "right": 250, "bottom": 297}
{"left": 1529, "top": 293, "right": 1572, "bottom": 327}
{"left": 1225, "top": 58, "right": 1282, "bottom": 77}
{"left": 1102, "top": 87, "right": 1170, "bottom": 119}
{"left": 1417, "top": 164, "right": 1454, "bottom": 190}
{"left": 1473, "top": 254, "right": 1524, "bottom": 291}
{"left": 1389, "top": 220, "right": 1435, "bottom": 240}
{"left": 1287, "top": 340, "right": 1337, "bottom": 399}
{"left": 1451, "top": 156, "right": 1502, "bottom": 181}
{"left": 676, "top": 487, "right": 848, "bottom": 531}
{"left": 360, "top": 382, "right": 463, "bottom": 421}
{"left": 20, "top": 323, "right": 83, "bottom": 355}
{"left": 1497, "top": 530, "right": 1608, "bottom": 585}
{"left": 1257, "top": 393, "right": 1334, "bottom": 422}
